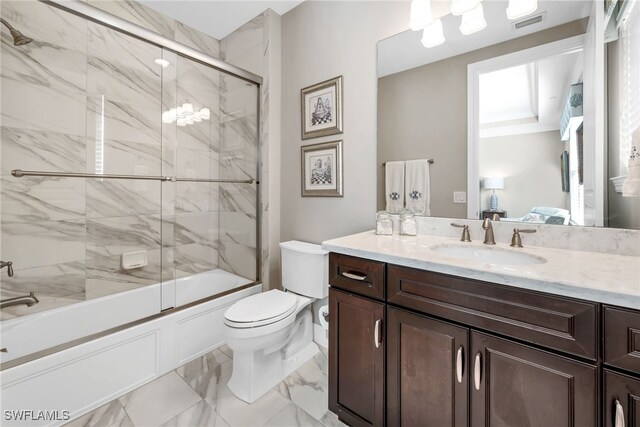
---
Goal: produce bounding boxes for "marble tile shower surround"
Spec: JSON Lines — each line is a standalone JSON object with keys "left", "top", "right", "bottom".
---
{"left": 0, "top": 0, "right": 260, "bottom": 320}
{"left": 414, "top": 216, "right": 640, "bottom": 257}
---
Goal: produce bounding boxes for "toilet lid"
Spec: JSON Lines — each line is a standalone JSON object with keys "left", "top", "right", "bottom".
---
{"left": 224, "top": 290, "right": 298, "bottom": 327}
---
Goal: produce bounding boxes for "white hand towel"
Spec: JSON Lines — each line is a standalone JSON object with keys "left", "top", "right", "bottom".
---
{"left": 385, "top": 161, "right": 405, "bottom": 214}
{"left": 622, "top": 127, "right": 640, "bottom": 197}
{"left": 405, "top": 159, "right": 431, "bottom": 216}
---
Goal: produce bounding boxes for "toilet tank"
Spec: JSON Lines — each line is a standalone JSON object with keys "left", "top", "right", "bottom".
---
{"left": 279, "top": 241, "right": 328, "bottom": 299}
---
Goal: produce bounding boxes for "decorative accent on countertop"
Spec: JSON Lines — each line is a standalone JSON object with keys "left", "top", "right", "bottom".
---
{"left": 622, "top": 127, "right": 640, "bottom": 197}
{"left": 376, "top": 211, "right": 393, "bottom": 236}
{"left": 399, "top": 209, "right": 418, "bottom": 236}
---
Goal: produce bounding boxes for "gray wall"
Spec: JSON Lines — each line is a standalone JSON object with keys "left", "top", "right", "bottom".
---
{"left": 280, "top": 1, "right": 411, "bottom": 244}
{"left": 377, "top": 19, "right": 588, "bottom": 218}
{"left": 479, "top": 131, "right": 566, "bottom": 218}
{"left": 607, "top": 39, "right": 640, "bottom": 229}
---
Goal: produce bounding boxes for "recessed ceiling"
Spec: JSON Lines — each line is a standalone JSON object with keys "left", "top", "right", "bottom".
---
{"left": 139, "top": 0, "right": 304, "bottom": 40}
{"left": 378, "top": 0, "right": 592, "bottom": 77}
{"left": 479, "top": 50, "right": 583, "bottom": 138}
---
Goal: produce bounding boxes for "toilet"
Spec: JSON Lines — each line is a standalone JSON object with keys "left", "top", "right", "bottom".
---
{"left": 223, "top": 240, "right": 329, "bottom": 403}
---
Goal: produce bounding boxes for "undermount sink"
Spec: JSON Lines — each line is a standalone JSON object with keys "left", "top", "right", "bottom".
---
{"left": 430, "top": 244, "right": 547, "bottom": 266}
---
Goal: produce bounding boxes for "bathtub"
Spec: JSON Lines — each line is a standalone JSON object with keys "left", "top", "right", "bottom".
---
{"left": 0, "top": 269, "right": 254, "bottom": 365}
{"left": 0, "top": 270, "right": 259, "bottom": 426}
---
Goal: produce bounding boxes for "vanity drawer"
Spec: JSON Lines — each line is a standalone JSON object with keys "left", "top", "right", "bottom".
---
{"left": 387, "top": 264, "right": 598, "bottom": 359}
{"left": 329, "top": 253, "right": 385, "bottom": 300}
{"left": 603, "top": 306, "right": 640, "bottom": 374}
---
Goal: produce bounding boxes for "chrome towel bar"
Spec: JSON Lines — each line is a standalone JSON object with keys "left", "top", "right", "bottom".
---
{"left": 11, "top": 170, "right": 255, "bottom": 184}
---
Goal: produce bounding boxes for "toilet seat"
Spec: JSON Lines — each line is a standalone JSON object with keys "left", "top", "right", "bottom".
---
{"left": 224, "top": 290, "right": 298, "bottom": 328}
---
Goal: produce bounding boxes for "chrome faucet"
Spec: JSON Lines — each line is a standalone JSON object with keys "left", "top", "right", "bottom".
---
{"left": 482, "top": 218, "right": 496, "bottom": 245}
{"left": 0, "top": 261, "right": 13, "bottom": 277}
{"left": 0, "top": 291, "right": 39, "bottom": 309}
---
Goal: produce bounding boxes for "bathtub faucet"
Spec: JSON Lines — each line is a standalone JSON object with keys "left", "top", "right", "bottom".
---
{"left": 0, "top": 291, "right": 39, "bottom": 309}
{"left": 0, "top": 260, "right": 13, "bottom": 277}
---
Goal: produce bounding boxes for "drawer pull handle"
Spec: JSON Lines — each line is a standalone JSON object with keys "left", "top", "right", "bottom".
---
{"left": 342, "top": 271, "right": 367, "bottom": 281}
{"left": 615, "top": 399, "right": 625, "bottom": 427}
{"left": 456, "top": 346, "right": 463, "bottom": 383}
{"left": 374, "top": 319, "right": 382, "bottom": 349}
{"left": 474, "top": 353, "right": 482, "bottom": 390}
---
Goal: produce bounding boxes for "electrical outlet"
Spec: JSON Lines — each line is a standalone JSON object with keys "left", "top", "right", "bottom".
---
{"left": 453, "top": 191, "right": 467, "bottom": 204}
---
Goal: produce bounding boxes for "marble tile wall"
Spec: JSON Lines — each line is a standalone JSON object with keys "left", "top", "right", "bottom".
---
{"left": 0, "top": 0, "right": 258, "bottom": 319}
{"left": 219, "top": 14, "right": 265, "bottom": 283}
{"left": 220, "top": 10, "right": 279, "bottom": 288}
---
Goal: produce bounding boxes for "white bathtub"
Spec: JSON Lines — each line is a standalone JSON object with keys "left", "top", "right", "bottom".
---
{"left": 0, "top": 271, "right": 259, "bottom": 427}
{"left": 0, "top": 269, "right": 254, "bottom": 364}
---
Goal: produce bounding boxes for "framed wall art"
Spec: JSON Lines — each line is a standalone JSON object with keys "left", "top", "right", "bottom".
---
{"left": 301, "top": 140, "right": 343, "bottom": 197}
{"left": 301, "top": 76, "right": 343, "bottom": 140}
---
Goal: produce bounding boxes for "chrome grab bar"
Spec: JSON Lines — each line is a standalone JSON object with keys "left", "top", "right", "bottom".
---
{"left": 11, "top": 170, "right": 255, "bottom": 184}
{"left": 0, "top": 291, "right": 39, "bottom": 309}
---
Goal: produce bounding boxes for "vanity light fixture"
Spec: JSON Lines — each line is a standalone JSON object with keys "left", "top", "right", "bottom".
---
{"left": 409, "top": 0, "right": 433, "bottom": 31}
{"left": 460, "top": 2, "right": 487, "bottom": 35}
{"left": 506, "top": 0, "right": 538, "bottom": 20}
{"left": 451, "top": 0, "right": 481, "bottom": 16}
{"left": 421, "top": 19, "right": 445, "bottom": 48}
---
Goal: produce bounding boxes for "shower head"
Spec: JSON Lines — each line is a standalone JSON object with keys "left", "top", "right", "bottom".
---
{"left": 0, "top": 18, "right": 32, "bottom": 46}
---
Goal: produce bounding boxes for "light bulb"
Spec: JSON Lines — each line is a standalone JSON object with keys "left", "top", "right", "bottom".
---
{"left": 200, "top": 108, "right": 211, "bottom": 120}
{"left": 182, "top": 103, "right": 194, "bottom": 114}
{"left": 409, "top": 0, "right": 433, "bottom": 31}
{"left": 460, "top": 2, "right": 487, "bottom": 35}
{"left": 451, "top": 0, "right": 481, "bottom": 16}
{"left": 421, "top": 19, "right": 445, "bottom": 48}
{"left": 506, "top": 0, "right": 537, "bottom": 20}
{"left": 154, "top": 58, "right": 170, "bottom": 68}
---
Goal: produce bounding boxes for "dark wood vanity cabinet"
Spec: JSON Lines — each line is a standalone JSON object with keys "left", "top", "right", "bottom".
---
{"left": 604, "top": 370, "right": 640, "bottom": 427}
{"left": 471, "top": 332, "right": 597, "bottom": 427}
{"left": 386, "top": 307, "right": 469, "bottom": 427}
{"left": 329, "top": 287, "right": 385, "bottom": 427}
{"left": 328, "top": 252, "right": 638, "bottom": 427}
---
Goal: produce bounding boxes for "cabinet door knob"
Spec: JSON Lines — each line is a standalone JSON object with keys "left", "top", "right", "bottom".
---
{"left": 456, "top": 346, "right": 464, "bottom": 383}
{"left": 374, "top": 319, "right": 382, "bottom": 349}
{"left": 342, "top": 271, "right": 367, "bottom": 281}
{"left": 474, "top": 353, "right": 482, "bottom": 391}
{"left": 615, "top": 399, "right": 625, "bottom": 427}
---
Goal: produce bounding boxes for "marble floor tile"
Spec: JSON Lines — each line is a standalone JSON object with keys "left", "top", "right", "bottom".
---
{"left": 276, "top": 351, "right": 330, "bottom": 421}
{"left": 219, "top": 344, "right": 233, "bottom": 358}
{"left": 64, "top": 400, "right": 133, "bottom": 427}
{"left": 212, "top": 361, "right": 291, "bottom": 427}
{"left": 65, "top": 343, "right": 339, "bottom": 427}
{"left": 264, "top": 403, "right": 324, "bottom": 427}
{"left": 176, "top": 349, "right": 231, "bottom": 384}
{"left": 119, "top": 371, "right": 201, "bottom": 427}
{"left": 160, "top": 401, "right": 228, "bottom": 427}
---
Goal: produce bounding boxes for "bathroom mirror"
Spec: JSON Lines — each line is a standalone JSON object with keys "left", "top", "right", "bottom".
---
{"left": 377, "top": 0, "right": 640, "bottom": 229}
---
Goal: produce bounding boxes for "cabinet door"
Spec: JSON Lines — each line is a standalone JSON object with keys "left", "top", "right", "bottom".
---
{"left": 470, "top": 332, "right": 597, "bottom": 427}
{"left": 604, "top": 370, "right": 640, "bottom": 427}
{"left": 387, "top": 307, "right": 469, "bottom": 427}
{"left": 329, "top": 288, "right": 385, "bottom": 427}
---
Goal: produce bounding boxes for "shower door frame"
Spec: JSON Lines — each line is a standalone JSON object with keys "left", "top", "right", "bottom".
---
{"left": 1, "top": 0, "right": 263, "bottom": 370}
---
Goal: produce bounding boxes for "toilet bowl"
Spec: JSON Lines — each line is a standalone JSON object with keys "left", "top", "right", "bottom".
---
{"left": 223, "top": 241, "right": 329, "bottom": 403}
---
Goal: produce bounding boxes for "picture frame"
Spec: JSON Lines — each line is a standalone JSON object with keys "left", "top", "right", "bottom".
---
{"left": 301, "top": 140, "right": 343, "bottom": 197}
{"left": 301, "top": 76, "right": 343, "bottom": 140}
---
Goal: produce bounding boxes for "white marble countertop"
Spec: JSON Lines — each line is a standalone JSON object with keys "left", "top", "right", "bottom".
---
{"left": 322, "top": 231, "right": 640, "bottom": 310}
